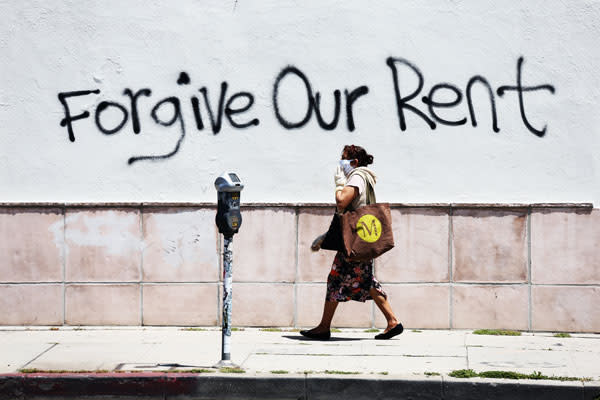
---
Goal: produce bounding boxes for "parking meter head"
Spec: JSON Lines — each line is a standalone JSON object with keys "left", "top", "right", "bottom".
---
{"left": 215, "top": 172, "right": 244, "bottom": 238}
{"left": 214, "top": 173, "right": 244, "bottom": 192}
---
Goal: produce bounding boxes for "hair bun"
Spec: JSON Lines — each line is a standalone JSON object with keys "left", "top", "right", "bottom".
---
{"left": 342, "top": 144, "right": 374, "bottom": 167}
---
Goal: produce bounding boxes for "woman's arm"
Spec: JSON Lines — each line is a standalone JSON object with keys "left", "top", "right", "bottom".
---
{"left": 336, "top": 186, "right": 358, "bottom": 212}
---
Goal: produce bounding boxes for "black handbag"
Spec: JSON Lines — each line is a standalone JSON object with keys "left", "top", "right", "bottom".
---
{"left": 319, "top": 212, "right": 344, "bottom": 252}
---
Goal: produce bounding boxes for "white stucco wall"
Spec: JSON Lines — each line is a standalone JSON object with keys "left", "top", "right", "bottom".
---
{"left": 1, "top": 0, "right": 599, "bottom": 204}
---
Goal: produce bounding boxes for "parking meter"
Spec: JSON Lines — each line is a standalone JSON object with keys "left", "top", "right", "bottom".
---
{"left": 215, "top": 172, "right": 244, "bottom": 239}
{"left": 214, "top": 172, "right": 243, "bottom": 368}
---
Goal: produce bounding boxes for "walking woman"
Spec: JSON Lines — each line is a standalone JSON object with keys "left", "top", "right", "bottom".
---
{"left": 301, "top": 144, "right": 403, "bottom": 340}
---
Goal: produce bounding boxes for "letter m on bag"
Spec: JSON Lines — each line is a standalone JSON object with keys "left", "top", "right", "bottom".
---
{"left": 356, "top": 214, "right": 382, "bottom": 243}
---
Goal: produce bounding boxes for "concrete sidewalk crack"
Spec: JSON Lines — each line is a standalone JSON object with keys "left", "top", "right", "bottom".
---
{"left": 239, "top": 351, "right": 253, "bottom": 368}
{"left": 466, "top": 346, "right": 470, "bottom": 370}
{"left": 19, "top": 342, "right": 59, "bottom": 371}
{"left": 464, "top": 333, "right": 469, "bottom": 370}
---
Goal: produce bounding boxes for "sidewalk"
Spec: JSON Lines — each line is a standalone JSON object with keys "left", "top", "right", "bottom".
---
{"left": 1, "top": 326, "right": 599, "bottom": 399}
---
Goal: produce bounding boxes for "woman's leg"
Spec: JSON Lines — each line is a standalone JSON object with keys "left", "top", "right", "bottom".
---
{"left": 369, "top": 288, "right": 399, "bottom": 333}
{"left": 306, "top": 252, "right": 344, "bottom": 333}
{"left": 307, "top": 300, "right": 338, "bottom": 333}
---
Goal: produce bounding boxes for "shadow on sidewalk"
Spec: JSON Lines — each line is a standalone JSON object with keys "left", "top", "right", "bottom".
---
{"left": 283, "top": 335, "right": 362, "bottom": 342}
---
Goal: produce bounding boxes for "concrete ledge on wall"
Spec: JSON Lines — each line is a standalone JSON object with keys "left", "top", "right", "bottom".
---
{"left": 0, "top": 202, "right": 594, "bottom": 208}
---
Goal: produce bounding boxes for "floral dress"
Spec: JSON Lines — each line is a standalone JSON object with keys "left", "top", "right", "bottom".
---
{"left": 326, "top": 252, "right": 387, "bottom": 302}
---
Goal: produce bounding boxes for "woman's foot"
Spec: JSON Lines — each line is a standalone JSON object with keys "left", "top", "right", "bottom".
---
{"left": 300, "top": 326, "right": 331, "bottom": 340}
{"left": 383, "top": 319, "right": 400, "bottom": 334}
{"left": 375, "top": 322, "right": 403, "bottom": 340}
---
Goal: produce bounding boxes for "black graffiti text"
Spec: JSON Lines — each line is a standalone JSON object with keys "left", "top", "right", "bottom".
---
{"left": 386, "top": 56, "right": 555, "bottom": 136}
{"left": 57, "top": 72, "right": 260, "bottom": 164}
{"left": 272, "top": 65, "right": 369, "bottom": 131}
{"left": 58, "top": 57, "right": 558, "bottom": 165}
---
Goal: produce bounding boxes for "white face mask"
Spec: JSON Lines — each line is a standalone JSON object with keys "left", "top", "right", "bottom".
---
{"left": 339, "top": 159, "right": 354, "bottom": 177}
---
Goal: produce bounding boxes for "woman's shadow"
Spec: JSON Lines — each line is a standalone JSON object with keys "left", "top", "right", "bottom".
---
{"left": 282, "top": 335, "right": 362, "bottom": 342}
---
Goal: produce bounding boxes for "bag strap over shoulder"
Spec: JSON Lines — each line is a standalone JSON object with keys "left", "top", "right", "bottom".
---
{"left": 349, "top": 168, "right": 377, "bottom": 205}
{"left": 365, "top": 180, "right": 376, "bottom": 205}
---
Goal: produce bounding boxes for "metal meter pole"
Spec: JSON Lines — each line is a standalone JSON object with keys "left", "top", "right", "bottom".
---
{"left": 215, "top": 236, "right": 237, "bottom": 368}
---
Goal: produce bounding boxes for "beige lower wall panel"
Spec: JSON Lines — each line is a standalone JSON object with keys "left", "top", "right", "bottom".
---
{"left": 142, "top": 284, "right": 218, "bottom": 326}
{"left": 330, "top": 299, "right": 373, "bottom": 328}
{"left": 65, "top": 209, "right": 142, "bottom": 282}
{"left": 232, "top": 209, "right": 297, "bottom": 283}
{"left": 532, "top": 286, "right": 600, "bottom": 333}
{"left": 452, "top": 285, "right": 529, "bottom": 330}
{"left": 531, "top": 208, "right": 600, "bottom": 284}
{"left": 142, "top": 209, "right": 220, "bottom": 282}
{"left": 0, "top": 209, "right": 63, "bottom": 283}
{"left": 377, "top": 208, "right": 450, "bottom": 283}
{"left": 296, "top": 284, "right": 327, "bottom": 328}
{"left": 296, "top": 284, "right": 372, "bottom": 328}
{"left": 231, "top": 283, "right": 294, "bottom": 327}
{"left": 0, "top": 284, "right": 63, "bottom": 325}
{"left": 297, "top": 208, "right": 337, "bottom": 282}
{"left": 65, "top": 284, "right": 140, "bottom": 325}
{"left": 374, "top": 284, "right": 450, "bottom": 329}
{"left": 452, "top": 209, "right": 528, "bottom": 283}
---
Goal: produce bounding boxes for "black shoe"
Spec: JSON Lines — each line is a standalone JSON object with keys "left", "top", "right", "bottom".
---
{"left": 300, "top": 329, "right": 331, "bottom": 340}
{"left": 375, "top": 323, "right": 404, "bottom": 340}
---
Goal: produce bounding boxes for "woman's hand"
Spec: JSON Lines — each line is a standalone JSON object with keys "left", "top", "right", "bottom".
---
{"left": 334, "top": 165, "right": 346, "bottom": 189}
{"left": 336, "top": 186, "right": 358, "bottom": 212}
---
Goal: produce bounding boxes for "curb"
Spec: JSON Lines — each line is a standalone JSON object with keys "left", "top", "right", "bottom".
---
{"left": 1, "top": 374, "right": 599, "bottom": 400}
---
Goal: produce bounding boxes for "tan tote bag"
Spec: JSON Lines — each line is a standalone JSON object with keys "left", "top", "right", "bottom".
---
{"left": 339, "top": 202, "right": 395, "bottom": 261}
{"left": 320, "top": 174, "right": 394, "bottom": 260}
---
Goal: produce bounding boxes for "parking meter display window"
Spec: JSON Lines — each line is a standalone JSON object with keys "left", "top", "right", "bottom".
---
{"left": 228, "top": 173, "right": 241, "bottom": 183}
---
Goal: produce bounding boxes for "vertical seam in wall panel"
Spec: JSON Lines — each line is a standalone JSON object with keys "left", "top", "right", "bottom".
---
{"left": 448, "top": 207, "right": 454, "bottom": 330}
{"left": 140, "top": 206, "right": 144, "bottom": 326}
{"left": 62, "top": 205, "right": 67, "bottom": 326}
{"left": 527, "top": 206, "right": 532, "bottom": 332}
{"left": 294, "top": 283, "right": 299, "bottom": 328}
{"left": 213, "top": 283, "right": 218, "bottom": 327}
{"left": 372, "top": 287, "right": 375, "bottom": 328}
{"left": 294, "top": 206, "right": 299, "bottom": 327}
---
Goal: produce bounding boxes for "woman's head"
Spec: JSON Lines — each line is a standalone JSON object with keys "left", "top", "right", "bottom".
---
{"left": 341, "top": 144, "right": 374, "bottom": 167}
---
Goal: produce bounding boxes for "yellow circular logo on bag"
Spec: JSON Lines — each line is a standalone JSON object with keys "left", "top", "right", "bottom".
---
{"left": 356, "top": 214, "right": 382, "bottom": 243}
